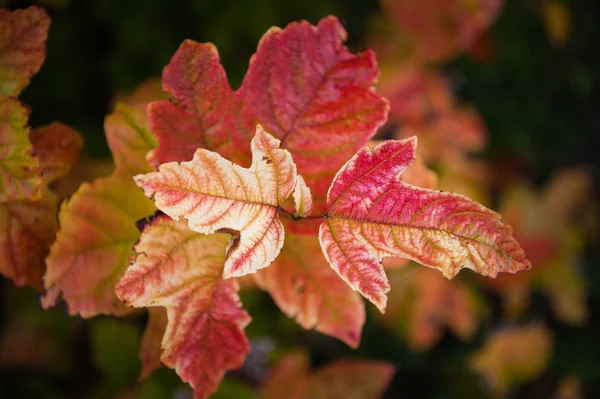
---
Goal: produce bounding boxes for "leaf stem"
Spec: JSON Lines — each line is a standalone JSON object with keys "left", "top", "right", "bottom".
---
{"left": 277, "top": 206, "right": 326, "bottom": 221}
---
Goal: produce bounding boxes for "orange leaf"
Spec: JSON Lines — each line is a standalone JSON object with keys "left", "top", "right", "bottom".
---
{"left": 379, "top": 265, "right": 483, "bottom": 351}
{"left": 138, "top": 306, "right": 167, "bottom": 380}
{"left": 0, "top": 189, "right": 57, "bottom": 290}
{"left": 135, "top": 126, "right": 300, "bottom": 278}
{"left": 42, "top": 174, "right": 155, "bottom": 316}
{"left": 470, "top": 323, "right": 553, "bottom": 395}
{"left": 116, "top": 215, "right": 250, "bottom": 399}
{"left": 262, "top": 351, "right": 394, "bottom": 399}
{"left": 0, "top": 6, "right": 50, "bottom": 96}
{"left": 320, "top": 138, "right": 530, "bottom": 312}
{"left": 29, "top": 122, "right": 84, "bottom": 184}
{"left": 254, "top": 233, "right": 365, "bottom": 347}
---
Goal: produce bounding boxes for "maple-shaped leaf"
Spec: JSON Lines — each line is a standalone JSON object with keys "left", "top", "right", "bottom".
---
{"left": 29, "top": 122, "right": 84, "bottom": 184}
{"left": 0, "top": 6, "right": 50, "bottom": 97}
{"left": 147, "top": 16, "right": 388, "bottom": 217}
{"left": 42, "top": 174, "right": 155, "bottom": 317}
{"left": 0, "top": 189, "right": 57, "bottom": 290}
{"left": 254, "top": 232, "right": 364, "bottom": 347}
{"left": 470, "top": 323, "right": 553, "bottom": 396}
{"left": 135, "top": 126, "right": 297, "bottom": 278}
{"left": 378, "top": 265, "right": 483, "bottom": 351}
{"left": 0, "top": 97, "right": 41, "bottom": 202}
{"left": 116, "top": 215, "right": 251, "bottom": 399}
{"left": 138, "top": 306, "right": 167, "bottom": 380}
{"left": 320, "top": 138, "right": 530, "bottom": 312}
{"left": 262, "top": 351, "right": 394, "bottom": 399}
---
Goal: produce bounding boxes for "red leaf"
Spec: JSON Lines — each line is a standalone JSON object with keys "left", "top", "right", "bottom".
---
{"left": 254, "top": 233, "right": 365, "bottom": 347}
{"left": 147, "top": 16, "right": 389, "bottom": 219}
{"left": 116, "top": 216, "right": 250, "bottom": 399}
{"left": 320, "top": 138, "right": 530, "bottom": 311}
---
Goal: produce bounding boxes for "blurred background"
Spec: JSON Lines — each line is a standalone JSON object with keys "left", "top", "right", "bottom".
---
{"left": 0, "top": 0, "right": 598, "bottom": 397}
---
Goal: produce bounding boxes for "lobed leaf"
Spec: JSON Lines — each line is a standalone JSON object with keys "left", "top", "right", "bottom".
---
{"left": 254, "top": 233, "right": 364, "bottom": 347}
{"left": 319, "top": 138, "right": 531, "bottom": 312}
{"left": 0, "top": 97, "right": 41, "bottom": 202}
{"left": 0, "top": 189, "right": 57, "bottom": 290}
{"left": 116, "top": 215, "right": 251, "bottom": 399}
{"left": 0, "top": 6, "right": 50, "bottom": 96}
{"left": 147, "top": 16, "right": 389, "bottom": 218}
{"left": 135, "top": 126, "right": 297, "bottom": 278}
{"left": 42, "top": 174, "right": 155, "bottom": 317}
{"left": 29, "top": 122, "right": 84, "bottom": 184}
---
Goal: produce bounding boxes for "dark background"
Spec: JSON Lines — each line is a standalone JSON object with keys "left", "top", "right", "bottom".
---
{"left": 1, "top": 0, "right": 599, "bottom": 398}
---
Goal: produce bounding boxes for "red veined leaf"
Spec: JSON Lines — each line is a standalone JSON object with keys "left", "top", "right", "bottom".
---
{"left": 29, "top": 122, "right": 84, "bottom": 184}
{"left": 41, "top": 174, "right": 155, "bottom": 316}
{"left": 146, "top": 41, "right": 241, "bottom": 168}
{"left": 116, "top": 215, "right": 251, "bottom": 399}
{"left": 0, "top": 189, "right": 57, "bottom": 290}
{"left": 0, "top": 6, "right": 50, "bottom": 97}
{"left": 135, "top": 126, "right": 297, "bottom": 278}
{"left": 138, "top": 306, "right": 168, "bottom": 380}
{"left": 254, "top": 232, "right": 365, "bottom": 347}
{"left": 319, "top": 138, "right": 530, "bottom": 312}
{"left": 262, "top": 350, "right": 394, "bottom": 399}
{"left": 147, "top": 16, "right": 389, "bottom": 219}
{"left": 378, "top": 265, "right": 484, "bottom": 351}
{"left": 470, "top": 323, "right": 553, "bottom": 396}
{"left": 0, "top": 97, "right": 41, "bottom": 202}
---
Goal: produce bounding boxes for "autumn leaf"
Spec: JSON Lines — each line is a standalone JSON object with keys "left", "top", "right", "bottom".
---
{"left": 0, "top": 97, "right": 41, "bottom": 202}
{"left": 470, "top": 323, "right": 553, "bottom": 396}
{"left": 0, "top": 121, "right": 82, "bottom": 290}
{"left": 29, "top": 122, "right": 84, "bottom": 184}
{"left": 42, "top": 174, "right": 155, "bottom": 317}
{"left": 0, "top": 6, "right": 50, "bottom": 97}
{"left": 105, "top": 79, "right": 165, "bottom": 175}
{"left": 319, "top": 138, "right": 530, "bottom": 312}
{"left": 135, "top": 126, "right": 297, "bottom": 278}
{"left": 378, "top": 265, "right": 483, "bottom": 351}
{"left": 483, "top": 168, "right": 592, "bottom": 324}
{"left": 254, "top": 233, "right": 365, "bottom": 347}
{"left": 147, "top": 16, "right": 388, "bottom": 217}
{"left": 138, "top": 307, "right": 167, "bottom": 380}
{"left": 0, "top": 189, "right": 57, "bottom": 290}
{"left": 380, "top": 0, "right": 502, "bottom": 62}
{"left": 262, "top": 351, "right": 394, "bottom": 399}
{"left": 116, "top": 215, "right": 251, "bottom": 399}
